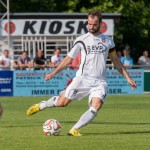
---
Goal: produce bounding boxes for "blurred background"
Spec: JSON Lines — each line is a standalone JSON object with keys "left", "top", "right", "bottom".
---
{"left": 0, "top": 0, "right": 150, "bottom": 64}
{"left": 0, "top": 0, "right": 149, "bottom": 96}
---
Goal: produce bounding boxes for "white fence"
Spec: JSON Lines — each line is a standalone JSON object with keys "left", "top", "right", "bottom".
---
{"left": 0, "top": 36, "right": 77, "bottom": 61}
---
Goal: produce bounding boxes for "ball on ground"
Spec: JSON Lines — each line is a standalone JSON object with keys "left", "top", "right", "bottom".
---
{"left": 43, "top": 119, "right": 61, "bottom": 136}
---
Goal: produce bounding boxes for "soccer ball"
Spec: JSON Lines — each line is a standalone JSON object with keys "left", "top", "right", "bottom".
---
{"left": 43, "top": 119, "right": 61, "bottom": 136}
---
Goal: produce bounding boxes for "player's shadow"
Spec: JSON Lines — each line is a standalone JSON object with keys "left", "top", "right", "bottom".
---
{"left": 62, "top": 121, "right": 150, "bottom": 126}
{"left": 62, "top": 121, "right": 150, "bottom": 136}
{"left": 84, "top": 130, "right": 150, "bottom": 136}
{"left": 85, "top": 121, "right": 150, "bottom": 136}
{"left": 91, "top": 121, "right": 150, "bottom": 125}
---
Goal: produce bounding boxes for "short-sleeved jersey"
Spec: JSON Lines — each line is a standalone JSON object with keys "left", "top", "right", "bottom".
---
{"left": 121, "top": 56, "right": 133, "bottom": 66}
{"left": 51, "top": 55, "right": 64, "bottom": 64}
{"left": 18, "top": 56, "right": 31, "bottom": 64}
{"left": 0, "top": 55, "right": 11, "bottom": 66}
{"left": 138, "top": 56, "right": 150, "bottom": 65}
{"left": 68, "top": 32, "right": 115, "bottom": 81}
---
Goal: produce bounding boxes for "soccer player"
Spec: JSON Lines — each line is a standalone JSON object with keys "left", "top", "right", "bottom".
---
{"left": 27, "top": 10, "right": 137, "bottom": 136}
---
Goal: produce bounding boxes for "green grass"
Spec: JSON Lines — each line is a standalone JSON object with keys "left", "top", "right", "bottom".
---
{"left": 0, "top": 95, "right": 150, "bottom": 150}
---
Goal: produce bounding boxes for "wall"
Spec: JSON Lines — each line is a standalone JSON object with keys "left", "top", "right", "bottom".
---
{"left": 0, "top": 69, "right": 144, "bottom": 96}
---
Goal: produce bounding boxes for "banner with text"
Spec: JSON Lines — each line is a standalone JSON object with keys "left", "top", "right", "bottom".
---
{"left": 13, "top": 69, "right": 144, "bottom": 96}
{"left": 13, "top": 70, "right": 75, "bottom": 96}
{"left": 107, "top": 69, "right": 144, "bottom": 94}
{"left": 0, "top": 19, "right": 114, "bottom": 36}
{"left": 0, "top": 71, "right": 13, "bottom": 96}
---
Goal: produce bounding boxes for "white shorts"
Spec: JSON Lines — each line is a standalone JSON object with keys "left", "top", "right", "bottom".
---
{"left": 60, "top": 76, "right": 107, "bottom": 106}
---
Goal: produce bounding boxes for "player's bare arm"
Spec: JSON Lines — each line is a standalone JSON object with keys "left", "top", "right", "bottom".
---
{"left": 45, "top": 55, "right": 73, "bottom": 80}
{"left": 109, "top": 52, "right": 137, "bottom": 90}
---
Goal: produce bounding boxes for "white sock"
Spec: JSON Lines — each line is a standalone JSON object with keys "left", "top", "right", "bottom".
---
{"left": 70, "top": 107, "right": 98, "bottom": 131}
{"left": 39, "top": 96, "right": 59, "bottom": 110}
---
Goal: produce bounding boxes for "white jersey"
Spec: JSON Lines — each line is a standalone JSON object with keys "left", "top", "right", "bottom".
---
{"left": 68, "top": 32, "right": 115, "bottom": 81}
{"left": 51, "top": 55, "right": 64, "bottom": 64}
{"left": 0, "top": 55, "right": 11, "bottom": 66}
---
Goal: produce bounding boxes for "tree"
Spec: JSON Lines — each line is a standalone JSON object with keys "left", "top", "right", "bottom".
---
{"left": 0, "top": 0, "right": 68, "bottom": 12}
{"left": 66, "top": 0, "right": 150, "bottom": 61}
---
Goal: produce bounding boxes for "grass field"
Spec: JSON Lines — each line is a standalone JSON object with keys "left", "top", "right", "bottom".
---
{"left": 0, "top": 95, "right": 150, "bottom": 150}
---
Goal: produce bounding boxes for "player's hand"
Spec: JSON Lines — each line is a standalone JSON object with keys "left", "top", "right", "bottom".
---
{"left": 45, "top": 73, "right": 55, "bottom": 81}
{"left": 127, "top": 78, "right": 137, "bottom": 90}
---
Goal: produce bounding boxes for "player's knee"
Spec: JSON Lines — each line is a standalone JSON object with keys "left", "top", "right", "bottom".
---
{"left": 92, "top": 100, "right": 103, "bottom": 110}
{"left": 94, "top": 104, "right": 102, "bottom": 110}
{"left": 57, "top": 100, "right": 70, "bottom": 107}
{"left": 56, "top": 101, "right": 65, "bottom": 107}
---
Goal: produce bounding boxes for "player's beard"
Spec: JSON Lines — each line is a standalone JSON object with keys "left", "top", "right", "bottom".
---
{"left": 89, "top": 25, "right": 100, "bottom": 34}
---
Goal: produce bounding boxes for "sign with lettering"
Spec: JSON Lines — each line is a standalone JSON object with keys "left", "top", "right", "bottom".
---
{"left": 13, "top": 70, "right": 76, "bottom": 96}
{"left": 0, "top": 19, "right": 114, "bottom": 36}
{"left": 107, "top": 69, "right": 144, "bottom": 94}
{"left": 0, "top": 71, "right": 13, "bottom": 96}
{"left": 13, "top": 69, "right": 144, "bottom": 96}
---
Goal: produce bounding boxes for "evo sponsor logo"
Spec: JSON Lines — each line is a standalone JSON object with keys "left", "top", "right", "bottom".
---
{"left": 87, "top": 42, "right": 107, "bottom": 54}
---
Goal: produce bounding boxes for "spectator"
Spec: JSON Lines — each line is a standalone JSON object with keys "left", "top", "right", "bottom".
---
{"left": 70, "top": 52, "right": 81, "bottom": 70}
{"left": 138, "top": 50, "right": 150, "bottom": 65}
{"left": 0, "top": 49, "right": 17, "bottom": 70}
{"left": 18, "top": 51, "right": 32, "bottom": 70}
{"left": 116, "top": 51, "right": 122, "bottom": 60}
{"left": 50, "top": 48, "right": 63, "bottom": 67}
{"left": 121, "top": 49, "right": 133, "bottom": 67}
{"left": 34, "top": 49, "right": 46, "bottom": 70}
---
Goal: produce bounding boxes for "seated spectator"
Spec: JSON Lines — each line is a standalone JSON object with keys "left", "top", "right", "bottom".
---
{"left": 116, "top": 51, "right": 122, "bottom": 60}
{"left": 49, "top": 48, "right": 63, "bottom": 67}
{"left": 34, "top": 49, "right": 46, "bottom": 70}
{"left": 70, "top": 52, "right": 81, "bottom": 70}
{"left": 121, "top": 49, "right": 133, "bottom": 67}
{"left": 0, "top": 49, "right": 17, "bottom": 70}
{"left": 18, "top": 51, "right": 32, "bottom": 70}
{"left": 138, "top": 50, "right": 150, "bottom": 65}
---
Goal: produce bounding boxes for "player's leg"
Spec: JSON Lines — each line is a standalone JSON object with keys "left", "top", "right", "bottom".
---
{"left": 68, "top": 97, "right": 103, "bottom": 136}
{"left": 27, "top": 76, "right": 83, "bottom": 116}
{"left": 68, "top": 82, "right": 107, "bottom": 136}
{"left": 27, "top": 92, "right": 72, "bottom": 116}
{"left": 39, "top": 92, "right": 72, "bottom": 109}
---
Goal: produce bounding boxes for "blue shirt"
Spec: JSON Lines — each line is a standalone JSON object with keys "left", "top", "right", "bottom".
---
{"left": 121, "top": 56, "right": 133, "bottom": 66}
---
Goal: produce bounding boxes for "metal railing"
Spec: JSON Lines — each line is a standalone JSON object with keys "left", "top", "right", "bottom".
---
{"left": 0, "top": 64, "right": 150, "bottom": 71}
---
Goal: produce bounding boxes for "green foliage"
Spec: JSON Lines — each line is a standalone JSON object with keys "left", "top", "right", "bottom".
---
{"left": 66, "top": 0, "right": 150, "bottom": 54}
{"left": 0, "top": 95, "right": 150, "bottom": 150}
{"left": 115, "top": 0, "right": 150, "bottom": 53}
{"left": 0, "top": 0, "right": 68, "bottom": 12}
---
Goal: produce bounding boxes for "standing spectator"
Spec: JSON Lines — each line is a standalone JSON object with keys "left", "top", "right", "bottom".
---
{"left": 0, "top": 49, "right": 17, "bottom": 70}
{"left": 18, "top": 51, "right": 32, "bottom": 70}
{"left": 34, "top": 49, "right": 46, "bottom": 70}
{"left": 121, "top": 49, "right": 133, "bottom": 67}
{"left": 138, "top": 50, "right": 150, "bottom": 65}
{"left": 50, "top": 48, "right": 64, "bottom": 67}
